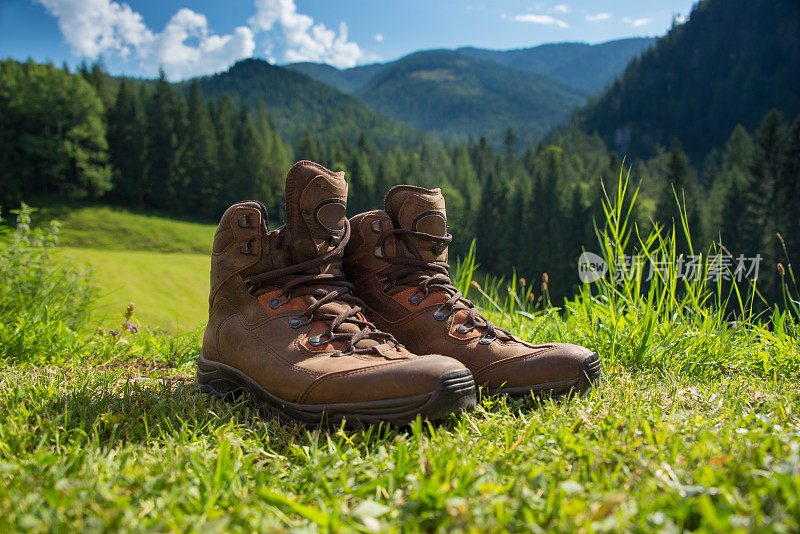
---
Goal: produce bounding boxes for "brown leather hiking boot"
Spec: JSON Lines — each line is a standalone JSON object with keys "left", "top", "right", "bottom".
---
{"left": 197, "top": 162, "right": 476, "bottom": 426}
{"left": 342, "top": 185, "right": 602, "bottom": 397}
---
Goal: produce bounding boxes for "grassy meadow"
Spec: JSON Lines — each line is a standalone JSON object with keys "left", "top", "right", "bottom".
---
{"left": 57, "top": 247, "right": 209, "bottom": 332}
{"left": 1, "top": 180, "right": 800, "bottom": 532}
{"left": 33, "top": 203, "right": 216, "bottom": 254}
{"left": 31, "top": 203, "right": 217, "bottom": 332}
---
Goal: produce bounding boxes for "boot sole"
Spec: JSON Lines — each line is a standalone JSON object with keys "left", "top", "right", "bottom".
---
{"left": 491, "top": 352, "right": 603, "bottom": 398}
{"left": 195, "top": 352, "right": 477, "bottom": 427}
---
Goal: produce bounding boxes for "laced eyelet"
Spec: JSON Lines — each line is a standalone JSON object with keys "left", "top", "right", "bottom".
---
{"left": 269, "top": 295, "right": 289, "bottom": 309}
{"left": 288, "top": 317, "right": 303, "bottom": 328}
{"left": 433, "top": 244, "right": 445, "bottom": 255}
{"left": 479, "top": 333, "right": 496, "bottom": 345}
{"left": 238, "top": 239, "right": 255, "bottom": 255}
{"left": 456, "top": 323, "right": 474, "bottom": 334}
{"left": 308, "top": 333, "right": 333, "bottom": 346}
{"left": 433, "top": 307, "right": 450, "bottom": 321}
{"left": 237, "top": 214, "right": 250, "bottom": 228}
{"left": 333, "top": 348, "right": 354, "bottom": 357}
{"left": 371, "top": 220, "right": 383, "bottom": 233}
{"left": 408, "top": 292, "right": 424, "bottom": 306}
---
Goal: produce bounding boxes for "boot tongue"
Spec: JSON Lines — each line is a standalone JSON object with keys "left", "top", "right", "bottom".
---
{"left": 284, "top": 160, "right": 348, "bottom": 271}
{"left": 384, "top": 185, "right": 448, "bottom": 262}
{"left": 285, "top": 161, "right": 385, "bottom": 352}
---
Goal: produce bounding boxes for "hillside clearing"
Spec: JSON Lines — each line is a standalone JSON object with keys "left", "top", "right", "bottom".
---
{"left": 57, "top": 247, "right": 209, "bottom": 332}
{"left": 34, "top": 204, "right": 216, "bottom": 255}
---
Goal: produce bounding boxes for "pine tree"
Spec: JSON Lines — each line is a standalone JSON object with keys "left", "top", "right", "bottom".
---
{"left": 81, "top": 60, "right": 116, "bottom": 110}
{"left": 234, "top": 104, "right": 270, "bottom": 213}
{"left": 717, "top": 125, "right": 756, "bottom": 251}
{"left": 349, "top": 150, "right": 377, "bottom": 215}
{"left": 0, "top": 59, "right": 111, "bottom": 201}
{"left": 145, "top": 70, "right": 181, "bottom": 209}
{"left": 503, "top": 127, "right": 517, "bottom": 157}
{"left": 255, "top": 102, "right": 289, "bottom": 215}
{"left": 776, "top": 116, "right": 800, "bottom": 273}
{"left": 747, "top": 109, "right": 787, "bottom": 295}
{"left": 210, "top": 94, "right": 239, "bottom": 211}
{"left": 376, "top": 152, "right": 401, "bottom": 204}
{"left": 294, "top": 134, "right": 320, "bottom": 164}
{"left": 654, "top": 140, "right": 699, "bottom": 254}
{"left": 451, "top": 147, "right": 480, "bottom": 235}
{"left": 107, "top": 79, "right": 148, "bottom": 207}
{"left": 184, "top": 81, "right": 219, "bottom": 217}
{"left": 476, "top": 168, "right": 509, "bottom": 273}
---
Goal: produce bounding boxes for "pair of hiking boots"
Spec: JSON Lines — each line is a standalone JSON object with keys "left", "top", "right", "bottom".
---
{"left": 197, "top": 160, "right": 602, "bottom": 426}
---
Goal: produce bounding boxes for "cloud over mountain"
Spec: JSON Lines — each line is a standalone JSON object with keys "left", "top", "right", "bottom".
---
{"left": 36, "top": 0, "right": 370, "bottom": 79}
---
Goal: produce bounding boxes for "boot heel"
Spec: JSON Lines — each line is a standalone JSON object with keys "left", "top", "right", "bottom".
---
{"left": 196, "top": 351, "right": 245, "bottom": 401}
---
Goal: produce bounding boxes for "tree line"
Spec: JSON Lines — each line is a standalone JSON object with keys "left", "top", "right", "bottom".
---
{"left": 1, "top": 60, "right": 289, "bottom": 220}
{"left": 1, "top": 59, "right": 798, "bottom": 306}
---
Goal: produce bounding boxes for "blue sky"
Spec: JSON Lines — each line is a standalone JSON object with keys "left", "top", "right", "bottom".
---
{"left": 1, "top": 0, "right": 697, "bottom": 80}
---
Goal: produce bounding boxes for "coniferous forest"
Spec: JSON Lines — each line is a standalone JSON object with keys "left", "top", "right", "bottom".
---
{"left": 2, "top": 57, "right": 798, "bottom": 308}
{"left": 1, "top": 0, "right": 799, "bottom": 308}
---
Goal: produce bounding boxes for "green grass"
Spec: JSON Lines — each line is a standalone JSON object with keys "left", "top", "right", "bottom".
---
{"left": 34, "top": 203, "right": 216, "bottom": 254}
{"left": 1, "top": 177, "right": 799, "bottom": 531}
{"left": 18, "top": 202, "right": 217, "bottom": 332}
{"left": 57, "top": 247, "right": 209, "bottom": 333}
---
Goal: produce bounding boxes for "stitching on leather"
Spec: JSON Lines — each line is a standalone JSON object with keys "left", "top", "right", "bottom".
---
{"left": 473, "top": 345, "right": 558, "bottom": 382}
{"left": 298, "top": 360, "right": 402, "bottom": 403}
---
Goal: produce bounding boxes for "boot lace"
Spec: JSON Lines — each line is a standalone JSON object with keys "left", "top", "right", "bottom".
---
{"left": 244, "top": 220, "right": 398, "bottom": 356}
{"left": 376, "top": 228, "right": 514, "bottom": 344}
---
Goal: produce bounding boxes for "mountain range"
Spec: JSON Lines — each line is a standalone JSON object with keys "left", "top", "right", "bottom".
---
{"left": 354, "top": 50, "right": 587, "bottom": 144}
{"left": 195, "top": 38, "right": 653, "bottom": 148}
{"left": 195, "top": 58, "right": 424, "bottom": 149}
{"left": 193, "top": 0, "right": 799, "bottom": 166}
{"left": 286, "top": 38, "right": 655, "bottom": 95}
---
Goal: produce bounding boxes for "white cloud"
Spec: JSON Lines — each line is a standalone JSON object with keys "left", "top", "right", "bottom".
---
{"left": 142, "top": 9, "right": 255, "bottom": 80}
{"left": 585, "top": 13, "right": 612, "bottom": 22}
{"left": 374, "top": 33, "right": 384, "bottom": 43}
{"left": 511, "top": 14, "right": 568, "bottom": 28}
{"left": 674, "top": 14, "right": 687, "bottom": 24}
{"left": 35, "top": 0, "right": 151, "bottom": 59}
{"left": 36, "top": 0, "right": 255, "bottom": 79}
{"left": 36, "top": 0, "right": 372, "bottom": 79}
{"left": 249, "top": 0, "right": 369, "bottom": 68}
{"left": 623, "top": 17, "right": 653, "bottom": 28}
{"left": 552, "top": 4, "right": 570, "bottom": 14}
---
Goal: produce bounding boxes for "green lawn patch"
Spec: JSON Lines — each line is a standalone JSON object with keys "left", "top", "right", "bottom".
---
{"left": 35, "top": 203, "right": 216, "bottom": 254}
{"left": 57, "top": 247, "right": 209, "bottom": 332}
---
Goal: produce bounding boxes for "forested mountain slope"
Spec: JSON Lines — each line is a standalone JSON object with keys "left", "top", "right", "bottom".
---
{"left": 458, "top": 37, "right": 654, "bottom": 92}
{"left": 286, "top": 38, "right": 653, "bottom": 95}
{"left": 195, "top": 59, "right": 423, "bottom": 148}
{"left": 576, "top": 0, "right": 800, "bottom": 164}
{"left": 355, "top": 50, "right": 587, "bottom": 146}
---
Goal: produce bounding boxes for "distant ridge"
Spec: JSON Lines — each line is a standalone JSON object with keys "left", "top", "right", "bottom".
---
{"left": 285, "top": 38, "right": 654, "bottom": 95}
{"left": 354, "top": 50, "right": 586, "bottom": 146}
{"left": 457, "top": 37, "right": 655, "bottom": 92}
{"left": 194, "top": 59, "right": 423, "bottom": 148}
